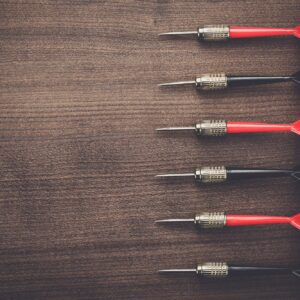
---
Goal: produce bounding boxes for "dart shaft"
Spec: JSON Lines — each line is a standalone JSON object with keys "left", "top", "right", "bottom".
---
{"left": 227, "top": 168, "right": 293, "bottom": 179}
{"left": 230, "top": 26, "right": 295, "bottom": 38}
{"left": 227, "top": 76, "right": 292, "bottom": 86}
{"left": 229, "top": 266, "right": 291, "bottom": 275}
{"left": 226, "top": 215, "right": 290, "bottom": 226}
{"left": 227, "top": 122, "right": 291, "bottom": 133}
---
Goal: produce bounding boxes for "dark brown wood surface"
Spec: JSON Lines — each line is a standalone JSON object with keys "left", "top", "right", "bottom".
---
{"left": 0, "top": 1, "right": 300, "bottom": 299}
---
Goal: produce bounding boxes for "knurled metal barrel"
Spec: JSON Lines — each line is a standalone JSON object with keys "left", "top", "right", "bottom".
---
{"left": 195, "top": 166, "right": 227, "bottom": 183}
{"left": 194, "top": 212, "right": 226, "bottom": 228}
{"left": 195, "top": 73, "right": 228, "bottom": 90}
{"left": 197, "top": 262, "right": 229, "bottom": 278}
{"left": 195, "top": 120, "right": 227, "bottom": 136}
{"left": 197, "top": 25, "right": 230, "bottom": 41}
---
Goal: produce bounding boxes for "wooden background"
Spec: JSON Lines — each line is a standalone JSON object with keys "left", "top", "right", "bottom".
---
{"left": 0, "top": 1, "right": 300, "bottom": 299}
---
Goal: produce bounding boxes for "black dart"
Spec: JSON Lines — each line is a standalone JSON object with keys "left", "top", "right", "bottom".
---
{"left": 159, "top": 262, "right": 300, "bottom": 279}
{"left": 159, "top": 71, "right": 300, "bottom": 90}
{"left": 156, "top": 166, "right": 300, "bottom": 184}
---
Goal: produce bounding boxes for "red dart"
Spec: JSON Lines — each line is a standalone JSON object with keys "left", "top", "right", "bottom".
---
{"left": 156, "top": 212, "right": 300, "bottom": 230}
{"left": 157, "top": 120, "right": 300, "bottom": 136}
{"left": 159, "top": 25, "right": 300, "bottom": 41}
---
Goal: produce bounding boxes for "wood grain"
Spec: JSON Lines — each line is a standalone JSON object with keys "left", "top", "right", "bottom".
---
{"left": 0, "top": 0, "right": 300, "bottom": 299}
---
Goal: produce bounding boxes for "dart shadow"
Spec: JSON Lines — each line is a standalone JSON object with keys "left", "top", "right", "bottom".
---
{"left": 156, "top": 177, "right": 197, "bottom": 184}
{"left": 193, "top": 132, "right": 298, "bottom": 147}
{"left": 198, "top": 36, "right": 300, "bottom": 50}
{"left": 196, "top": 84, "right": 299, "bottom": 96}
{"left": 156, "top": 221, "right": 195, "bottom": 231}
{"left": 155, "top": 174, "right": 234, "bottom": 192}
{"left": 158, "top": 85, "right": 194, "bottom": 92}
{"left": 158, "top": 33, "right": 294, "bottom": 48}
{"left": 158, "top": 34, "right": 202, "bottom": 41}
{"left": 155, "top": 222, "right": 297, "bottom": 240}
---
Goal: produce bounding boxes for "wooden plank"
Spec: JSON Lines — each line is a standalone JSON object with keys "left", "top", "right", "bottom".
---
{"left": 0, "top": 0, "right": 299, "bottom": 299}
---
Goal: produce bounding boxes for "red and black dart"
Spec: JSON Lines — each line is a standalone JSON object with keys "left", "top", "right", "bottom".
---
{"left": 156, "top": 212, "right": 300, "bottom": 231}
{"left": 159, "top": 24, "right": 300, "bottom": 41}
{"left": 156, "top": 119, "right": 300, "bottom": 137}
{"left": 159, "top": 71, "right": 300, "bottom": 90}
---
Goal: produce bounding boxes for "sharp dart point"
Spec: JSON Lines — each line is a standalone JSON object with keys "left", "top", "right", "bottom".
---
{"left": 155, "top": 218, "right": 195, "bottom": 223}
{"left": 159, "top": 31, "right": 198, "bottom": 37}
{"left": 158, "top": 80, "right": 195, "bottom": 87}
{"left": 159, "top": 269, "right": 196, "bottom": 274}
{"left": 156, "top": 127, "right": 195, "bottom": 131}
{"left": 155, "top": 173, "right": 195, "bottom": 178}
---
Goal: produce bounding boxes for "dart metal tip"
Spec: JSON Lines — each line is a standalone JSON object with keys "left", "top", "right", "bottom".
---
{"left": 158, "top": 80, "right": 195, "bottom": 87}
{"left": 155, "top": 173, "right": 195, "bottom": 178}
{"left": 156, "top": 127, "right": 195, "bottom": 132}
{"left": 155, "top": 218, "right": 194, "bottom": 223}
{"left": 158, "top": 31, "right": 198, "bottom": 37}
{"left": 159, "top": 268, "right": 196, "bottom": 273}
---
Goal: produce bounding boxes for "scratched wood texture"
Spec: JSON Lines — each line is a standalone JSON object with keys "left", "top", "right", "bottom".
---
{"left": 0, "top": 0, "right": 300, "bottom": 299}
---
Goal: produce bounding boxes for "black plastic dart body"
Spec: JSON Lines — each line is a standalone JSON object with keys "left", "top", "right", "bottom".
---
{"left": 156, "top": 166, "right": 300, "bottom": 183}
{"left": 228, "top": 72, "right": 300, "bottom": 86}
{"left": 226, "top": 167, "right": 299, "bottom": 180}
{"left": 159, "top": 71, "right": 300, "bottom": 90}
{"left": 159, "top": 262, "right": 300, "bottom": 279}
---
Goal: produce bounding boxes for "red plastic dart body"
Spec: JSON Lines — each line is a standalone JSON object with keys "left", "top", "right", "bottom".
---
{"left": 226, "top": 120, "right": 300, "bottom": 134}
{"left": 226, "top": 214, "right": 300, "bottom": 229}
{"left": 230, "top": 25, "right": 300, "bottom": 39}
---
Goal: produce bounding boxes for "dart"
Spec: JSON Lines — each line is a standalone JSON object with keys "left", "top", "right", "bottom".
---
{"left": 156, "top": 212, "right": 300, "bottom": 231}
{"left": 159, "top": 24, "right": 300, "bottom": 41}
{"left": 159, "top": 262, "right": 300, "bottom": 279}
{"left": 156, "top": 119, "right": 300, "bottom": 136}
{"left": 159, "top": 71, "right": 300, "bottom": 90}
{"left": 156, "top": 165, "right": 300, "bottom": 183}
